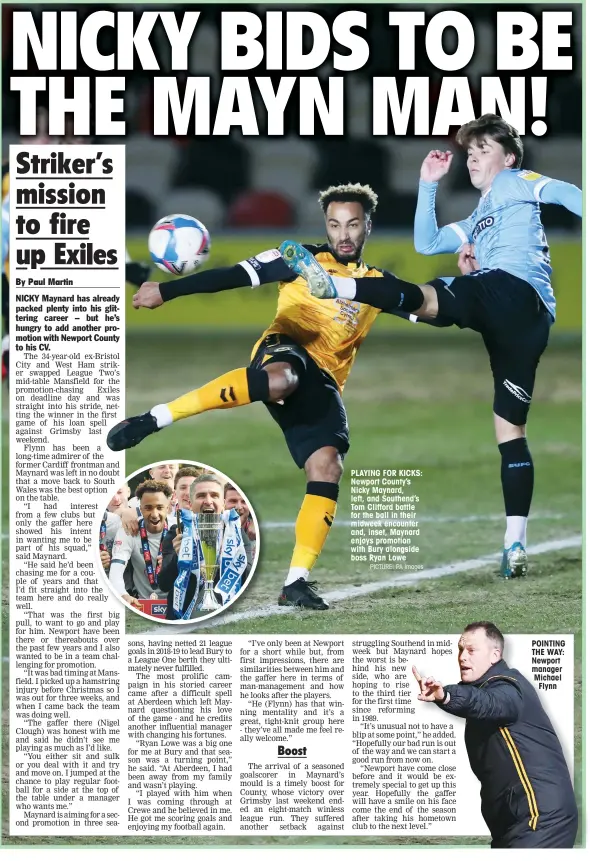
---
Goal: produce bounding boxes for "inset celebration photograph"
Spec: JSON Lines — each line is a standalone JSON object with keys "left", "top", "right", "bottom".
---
{"left": 96, "top": 461, "right": 258, "bottom": 625}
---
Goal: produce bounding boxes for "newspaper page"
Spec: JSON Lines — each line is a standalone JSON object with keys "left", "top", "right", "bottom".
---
{"left": 1, "top": 1, "right": 584, "bottom": 857}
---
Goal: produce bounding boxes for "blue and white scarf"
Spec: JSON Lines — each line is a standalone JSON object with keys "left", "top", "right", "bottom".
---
{"left": 173, "top": 508, "right": 205, "bottom": 620}
{"left": 214, "top": 508, "right": 248, "bottom": 605}
{"left": 173, "top": 508, "right": 248, "bottom": 618}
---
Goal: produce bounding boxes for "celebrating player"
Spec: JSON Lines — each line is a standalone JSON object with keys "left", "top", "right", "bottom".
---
{"left": 280, "top": 115, "right": 582, "bottom": 579}
{"left": 107, "top": 183, "right": 402, "bottom": 610}
{"left": 109, "top": 480, "right": 172, "bottom": 608}
{"left": 174, "top": 466, "right": 202, "bottom": 511}
{"left": 99, "top": 483, "right": 131, "bottom": 572}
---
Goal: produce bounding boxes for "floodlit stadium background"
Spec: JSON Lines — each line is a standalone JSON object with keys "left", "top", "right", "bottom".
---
{"left": 1, "top": 3, "right": 583, "bottom": 329}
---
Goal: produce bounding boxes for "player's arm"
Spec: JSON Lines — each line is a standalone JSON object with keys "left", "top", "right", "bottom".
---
{"left": 541, "top": 180, "right": 582, "bottom": 216}
{"left": 414, "top": 181, "right": 475, "bottom": 255}
{"left": 437, "top": 678, "right": 523, "bottom": 723}
{"left": 412, "top": 665, "right": 522, "bottom": 723}
{"left": 494, "top": 169, "right": 582, "bottom": 217}
{"left": 414, "top": 149, "right": 475, "bottom": 255}
{"left": 134, "top": 249, "right": 298, "bottom": 309}
{"left": 109, "top": 528, "right": 142, "bottom": 608}
{"left": 119, "top": 505, "right": 140, "bottom": 536}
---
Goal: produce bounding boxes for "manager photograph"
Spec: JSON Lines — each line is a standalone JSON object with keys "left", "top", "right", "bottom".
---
{"left": 413, "top": 621, "right": 577, "bottom": 848}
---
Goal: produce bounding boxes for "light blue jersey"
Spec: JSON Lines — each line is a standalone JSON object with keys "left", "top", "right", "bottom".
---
{"left": 414, "top": 169, "right": 582, "bottom": 319}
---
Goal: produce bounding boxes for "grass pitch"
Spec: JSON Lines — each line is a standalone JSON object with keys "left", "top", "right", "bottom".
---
{"left": 120, "top": 328, "right": 582, "bottom": 847}
{"left": 122, "top": 329, "right": 581, "bottom": 636}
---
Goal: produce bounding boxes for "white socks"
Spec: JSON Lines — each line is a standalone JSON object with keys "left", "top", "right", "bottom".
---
{"left": 332, "top": 276, "right": 357, "bottom": 300}
{"left": 504, "top": 516, "right": 527, "bottom": 549}
{"left": 150, "top": 404, "right": 173, "bottom": 428}
{"left": 285, "top": 567, "right": 309, "bottom": 586}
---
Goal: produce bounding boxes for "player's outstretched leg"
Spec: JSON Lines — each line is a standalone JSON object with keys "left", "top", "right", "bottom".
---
{"left": 490, "top": 321, "right": 549, "bottom": 578}
{"left": 280, "top": 240, "right": 428, "bottom": 313}
{"left": 278, "top": 449, "right": 341, "bottom": 611}
{"left": 106, "top": 367, "right": 271, "bottom": 451}
{"left": 280, "top": 241, "right": 338, "bottom": 298}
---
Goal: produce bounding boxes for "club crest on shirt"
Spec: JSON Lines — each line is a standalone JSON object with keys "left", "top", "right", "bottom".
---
{"left": 518, "top": 170, "right": 542, "bottom": 181}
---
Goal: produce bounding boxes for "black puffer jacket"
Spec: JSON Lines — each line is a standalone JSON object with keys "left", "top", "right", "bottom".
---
{"left": 437, "top": 659, "right": 577, "bottom": 844}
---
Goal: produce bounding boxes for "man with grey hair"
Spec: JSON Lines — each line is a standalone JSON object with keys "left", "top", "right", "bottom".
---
{"left": 412, "top": 622, "right": 577, "bottom": 848}
{"left": 158, "top": 474, "right": 252, "bottom": 619}
{"left": 188, "top": 472, "right": 224, "bottom": 513}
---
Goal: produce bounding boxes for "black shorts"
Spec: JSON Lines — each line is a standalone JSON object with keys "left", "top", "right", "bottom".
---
{"left": 429, "top": 270, "right": 552, "bottom": 426}
{"left": 250, "top": 333, "right": 350, "bottom": 469}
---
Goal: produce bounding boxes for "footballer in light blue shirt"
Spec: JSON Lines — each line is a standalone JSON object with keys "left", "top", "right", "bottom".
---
{"left": 279, "top": 115, "right": 581, "bottom": 580}
{"left": 412, "top": 118, "right": 581, "bottom": 577}
{"left": 414, "top": 135, "right": 581, "bottom": 320}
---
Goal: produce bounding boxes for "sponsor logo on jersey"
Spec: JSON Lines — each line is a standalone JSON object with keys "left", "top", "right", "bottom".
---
{"left": 472, "top": 216, "right": 495, "bottom": 240}
{"left": 255, "top": 248, "right": 282, "bottom": 264}
{"left": 518, "top": 170, "right": 542, "bottom": 181}
{"left": 503, "top": 379, "right": 531, "bottom": 404}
